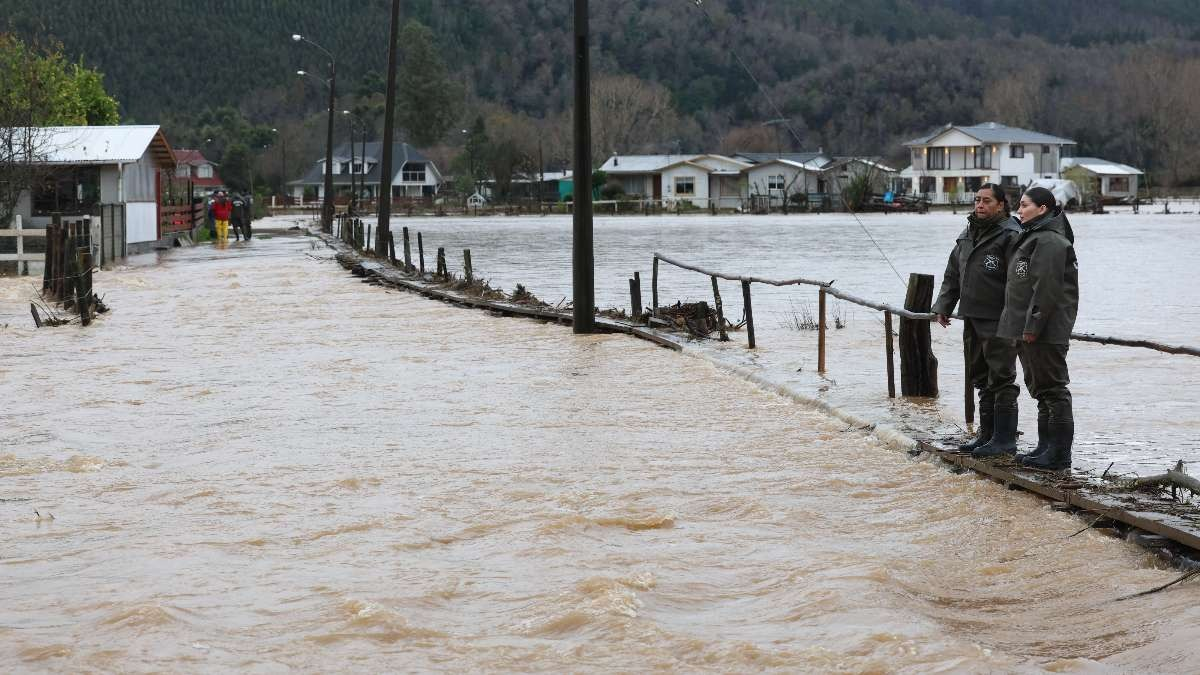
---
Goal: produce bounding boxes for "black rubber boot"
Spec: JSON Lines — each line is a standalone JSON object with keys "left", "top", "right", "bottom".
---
{"left": 972, "top": 406, "right": 1018, "bottom": 458}
{"left": 1015, "top": 412, "right": 1049, "bottom": 463}
{"left": 1021, "top": 421, "right": 1072, "bottom": 470}
{"left": 957, "top": 409, "right": 994, "bottom": 454}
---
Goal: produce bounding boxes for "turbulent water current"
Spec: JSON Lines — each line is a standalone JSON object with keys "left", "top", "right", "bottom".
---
{"left": 1, "top": 216, "right": 1199, "bottom": 671}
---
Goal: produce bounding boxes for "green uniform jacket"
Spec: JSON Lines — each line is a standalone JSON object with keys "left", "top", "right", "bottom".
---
{"left": 931, "top": 215, "right": 1021, "bottom": 333}
{"left": 997, "top": 209, "right": 1079, "bottom": 344}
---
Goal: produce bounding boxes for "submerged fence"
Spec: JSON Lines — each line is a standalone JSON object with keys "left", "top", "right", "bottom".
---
{"left": 2, "top": 206, "right": 127, "bottom": 276}
{"left": 651, "top": 252, "right": 1200, "bottom": 424}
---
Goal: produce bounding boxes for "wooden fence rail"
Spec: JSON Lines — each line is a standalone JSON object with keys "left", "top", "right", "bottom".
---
{"left": 651, "top": 252, "right": 1200, "bottom": 415}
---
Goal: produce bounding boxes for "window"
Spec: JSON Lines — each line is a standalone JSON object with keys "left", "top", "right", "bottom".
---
{"left": 1110, "top": 176, "right": 1130, "bottom": 192}
{"left": 965, "top": 176, "right": 983, "bottom": 192}
{"left": 767, "top": 174, "right": 785, "bottom": 191}
{"left": 1010, "top": 145, "right": 1025, "bottom": 158}
{"left": 1041, "top": 145, "right": 1051, "bottom": 154}
{"left": 31, "top": 167, "right": 101, "bottom": 216}
{"left": 974, "top": 145, "right": 993, "bottom": 169}
{"left": 197, "top": 164, "right": 213, "bottom": 178}
{"left": 919, "top": 176, "right": 936, "bottom": 194}
{"left": 401, "top": 162, "right": 426, "bottom": 183}
{"left": 1001, "top": 175, "right": 1019, "bottom": 187}
{"left": 674, "top": 176, "right": 695, "bottom": 195}
{"left": 927, "top": 147, "right": 946, "bottom": 170}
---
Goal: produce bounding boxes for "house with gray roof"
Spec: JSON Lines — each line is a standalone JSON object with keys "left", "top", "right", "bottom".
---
{"left": 1060, "top": 157, "right": 1143, "bottom": 201}
{"left": 287, "top": 141, "right": 442, "bottom": 205}
{"left": 898, "top": 122, "right": 1076, "bottom": 204}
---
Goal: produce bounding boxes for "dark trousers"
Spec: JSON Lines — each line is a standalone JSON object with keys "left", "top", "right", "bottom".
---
{"left": 964, "top": 318, "right": 1019, "bottom": 412}
{"left": 1018, "top": 342, "right": 1072, "bottom": 423}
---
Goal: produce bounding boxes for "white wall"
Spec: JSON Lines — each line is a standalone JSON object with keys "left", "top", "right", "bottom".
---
{"left": 660, "top": 165, "right": 709, "bottom": 207}
{"left": 125, "top": 202, "right": 158, "bottom": 244}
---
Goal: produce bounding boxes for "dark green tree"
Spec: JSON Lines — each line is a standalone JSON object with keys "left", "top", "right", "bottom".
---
{"left": 221, "top": 142, "right": 252, "bottom": 192}
{"left": 396, "top": 19, "right": 460, "bottom": 147}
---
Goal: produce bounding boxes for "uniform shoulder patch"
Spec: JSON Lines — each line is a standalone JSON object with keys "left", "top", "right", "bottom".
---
{"left": 1015, "top": 258, "right": 1030, "bottom": 278}
{"left": 983, "top": 254, "right": 1000, "bottom": 271}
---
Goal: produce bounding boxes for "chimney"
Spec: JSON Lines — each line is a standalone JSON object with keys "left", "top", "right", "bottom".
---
{"left": 613, "top": 155, "right": 619, "bottom": 166}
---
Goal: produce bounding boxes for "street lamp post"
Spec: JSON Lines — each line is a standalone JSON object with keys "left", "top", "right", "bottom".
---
{"left": 377, "top": 0, "right": 401, "bottom": 254}
{"left": 271, "top": 128, "right": 289, "bottom": 205}
{"left": 342, "top": 111, "right": 357, "bottom": 215}
{"left": 292, "top": 33, "right": 336, "bottom": 231}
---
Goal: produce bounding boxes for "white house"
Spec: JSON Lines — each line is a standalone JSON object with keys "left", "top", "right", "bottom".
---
{"left": 599, "top": 153, "right": 751, "bottom": 208}
{"left": 899, "top": 122, "right": 1076, "bottom": 204}
{"left": 289, "top": 141, "right": 442, "bottom": 204}
{"left": 743, "top": 157, "right": 827, "bottom": 207}
{"left": 1060, "top": 157, "right": 1143, "bottom": 201}
{"left": 11, "top": 125, "right": 177, "bottom": 250}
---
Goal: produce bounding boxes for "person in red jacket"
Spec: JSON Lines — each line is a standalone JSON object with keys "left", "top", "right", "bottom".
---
{"left": 211, "top": 191, "right": 234, "bottom": 243}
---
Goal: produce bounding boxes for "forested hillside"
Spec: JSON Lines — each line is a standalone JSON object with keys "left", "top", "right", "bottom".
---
{"left": 5, "top": 0, "right": 1200, "bottom": 184}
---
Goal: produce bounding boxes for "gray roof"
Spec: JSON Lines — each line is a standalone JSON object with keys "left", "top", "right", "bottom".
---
{"left": 1061, "top": 157, "right": 1143, "bottom": 176}
{"left": 903, "top": 122, "right": 1075, "bottom": 147}
{"left": 733, "top": 151, "right": 828, "bottom": 166}
{"left": 599, "top": 154, "right": 692, "bottom": 173}
{"left": 289, "top": 142, "right": 431, "bottom": 185}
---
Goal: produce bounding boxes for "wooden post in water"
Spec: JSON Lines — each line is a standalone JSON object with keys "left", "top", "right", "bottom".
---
{"left": 388, "top": 230, "right": 397, "bottom": 265}
{"left": 463, "top": 249, "right": 473, "bottom": 284}
{"left": 818, "top": 287, "right": 827, "bottom": 373}
{"left": 711, "top": 275, "right": 729, "bottom": 341}
{"left": 651, "top": 256, "right": 659, "bottom": 317}
{"left": 437, "top": 247, "right": 447, "bottom": 279}
{"left": 741, "top": 279, "right": 755, "bottom": 349}
{"left": 402, "top": 226, "right": 412, "bottom": 272}
{"left": 79, "top": 250, "right": 93, "bottom": 326}
{"left": 417, "top": 232, "right": 425, "bottom": 275}
{"left": 899, "top": 273, "right": 938, "bottom": 396}
{"left": 632, "top": 271, "right": 642, "bottom": 322}
{"left": 884, "top": 311, "right": 896, "bottom": 398}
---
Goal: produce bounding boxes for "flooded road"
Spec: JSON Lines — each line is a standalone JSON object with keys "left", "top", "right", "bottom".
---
{"left": 341, "top": 208, "right": 1200, "bottom": 475}
{"left": 2, "top": 231, "right": 1199, "bottom": 671}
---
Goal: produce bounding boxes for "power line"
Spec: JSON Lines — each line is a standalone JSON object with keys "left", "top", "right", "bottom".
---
{"left": 687, "top": 0, "right": 908, "bottom": 288}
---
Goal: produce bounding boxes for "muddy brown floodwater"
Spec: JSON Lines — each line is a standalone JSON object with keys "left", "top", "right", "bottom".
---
{"left": 2, "top": 230, "right": 1199, "bottom": 672}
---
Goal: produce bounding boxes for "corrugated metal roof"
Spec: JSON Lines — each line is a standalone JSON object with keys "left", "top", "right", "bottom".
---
{"left": 745, "top": 158, "right": 826, "bottom": 172}
{"left": 903, "top": 122, "right": 1075, "bottom": 147}
{"left": 599, "top": 154, "right": 696, "bottom": 173}
{"left": 1061, "top": 157, "right": 1143, "bottom": 176}
{"left": 734, "top": 151, "right": 828, "bottom": 165}
{"left": 32, "top": 125, "right": 174, "bottom": 165}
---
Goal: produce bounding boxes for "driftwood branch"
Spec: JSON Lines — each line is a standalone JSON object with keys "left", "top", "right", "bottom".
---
{"left": 1069, "top": 333, "right": 1200, "bottom": 358}
{"left": 1132, "top": 462, "right": 1200, "bottom": 495}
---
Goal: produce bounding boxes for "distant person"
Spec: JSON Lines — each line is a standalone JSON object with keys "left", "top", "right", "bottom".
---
{"left": 999, "top": 187, "right": 1079, "bottom": 471}
{"left": 230, "top": 193, "right": 248, "bottom": 241}
{"left": 211, "top": 191, "right": 233, "bottom": 244}
{"left": 206, "top": 193, "right": 217, "bottom": 238}
{"left": 933, "top": 184, "right": 1022, "bottom": 457}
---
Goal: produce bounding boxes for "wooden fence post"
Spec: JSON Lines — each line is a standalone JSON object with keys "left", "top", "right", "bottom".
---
{"left": 417, "top": 232, "right": 425, "bottom": 275}
{"left": 629, "top": 273, "right": 643, "bottom": 322}
{"left": 388, "top": 230, "right": 397, "bottom": 265}
{"left": 463, "top": 249, "right": 473, "bottom": 284}
{"left": 818, "top": 287, "right": 827, "bottom": 372}
{"left": 884, "top": 311, "right": 896, "bottom": 398}
{"left": 79, "top": 249, "right": 93, "bottom": 326}
{"left": 711, "top": 275, "right": 728, "bottom": 341}
{"left": 899, "top": 273, "right": 938, "bottom": 396}
{"left": 403, "top": 226, "right": 412, "bottom": 272}
{"left": 742, "top": 279, "right": 755, "bottom": 349}
{"left": 437, "top": 247, "right": 447, "bottom": 279}
{"left": 651, "top": 256, "right": 659, "bottom": 317}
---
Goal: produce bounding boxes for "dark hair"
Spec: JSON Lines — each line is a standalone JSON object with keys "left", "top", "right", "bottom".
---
{"left": 1024, "top": 186, "right": 1056, "bottom": 212}
{"left": 978, "top": 182, "right": 1009, "bottom": 212}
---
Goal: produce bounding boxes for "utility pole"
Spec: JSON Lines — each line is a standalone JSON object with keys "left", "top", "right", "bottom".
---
{"left": 572, "top": 0, "right": 595, "bottom": 333}
{"left": 378, "top": 0, "right": 401, "bottom": 254}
